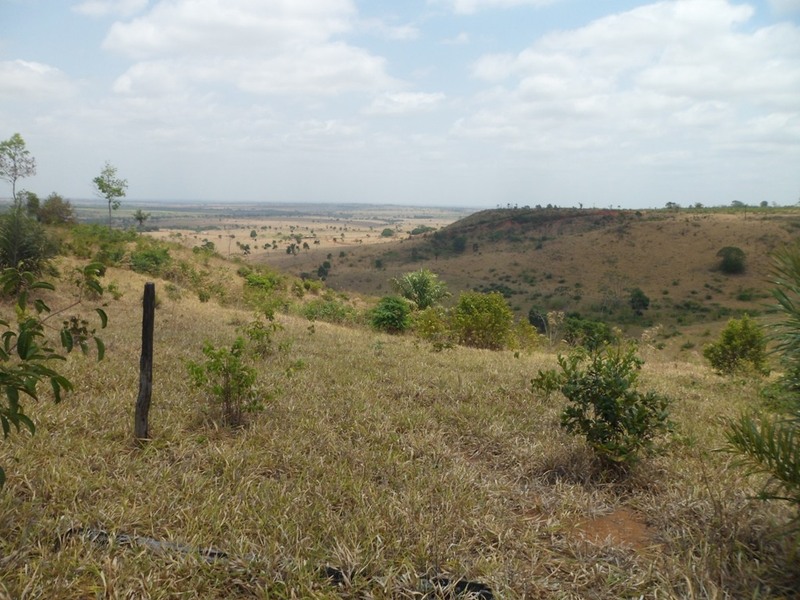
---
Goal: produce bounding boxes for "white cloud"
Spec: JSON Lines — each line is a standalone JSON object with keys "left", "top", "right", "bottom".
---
{"left": 460, "top": 0, "right": 800, "bottom": 156}
{"left": 0, "top": 60, "right": 77, "bottom": 100}
{"left": 365, "top": 91, "right": 446, "bottom": 115}
{"left": 433, "top": 0, "right": 559, "bottom": 15}
{"left": 103, "top": 0, "right": 356, "bottom": 59}
{"left": 101, "top": 0, "right": 397, "bottom": 98}
{"left": 72, "top": 0, "right": 149, "bottom": 18}
{"left": 360, "top": 18, "right": 420, "bottom": 41}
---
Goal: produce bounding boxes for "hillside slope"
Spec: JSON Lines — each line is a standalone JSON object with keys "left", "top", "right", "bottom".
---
{"left": 275, "top": 207, "right": 799, "bottom": 332}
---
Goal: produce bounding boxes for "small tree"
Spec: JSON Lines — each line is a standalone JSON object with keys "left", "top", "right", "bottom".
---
{"left": 391, "top": 268, "right": 450, "bottom": 310}
{"left": 532, "top": 346, "right": 672, "bottom": 468}
{"left": 93, "top": 161, "right": 128, "bottom": 227}
{"left": 629, "top": 287, "right": 650, "bottom": 315}
{"left": 703, "top": 314, "right": 767, "bottom": 375}
{"left": 0, "top": 133, "right": 36, "bottom": 201}
{"left": 132, "top": 209, "right": 150, "bottom": 229}
{"left": 38, "top": 193, "right": 76, "bottom": 225}
{"left": 717, "top": 246, "right": 746, "bottom": 275}
{"left": 18, "top": 190, "right": 40, "bottom": 219}
{"left": 187, "top": 338, "right": 259, "bottom": 428}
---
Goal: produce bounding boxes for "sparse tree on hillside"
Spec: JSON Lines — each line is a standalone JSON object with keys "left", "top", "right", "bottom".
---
{"left": 0, "top": 134, "right": 36, "bottom": 202}
{"left": 132, "top": 209, "right": 150, "bottom": 229}
{"left": 18, "top": 190, "right": 40, "bottom": 219}
{"left": 93, "top": 161, "right": 127, "bottom": 227}
{"left": 38, "top": 193, "right": 76, "bottom": 225}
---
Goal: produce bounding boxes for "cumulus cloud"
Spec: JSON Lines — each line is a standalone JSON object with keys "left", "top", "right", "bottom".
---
{"left": 460, "top": 0, "right": 800, "bottom": 155}
{"left": 365, "top": 91, "right": 446, "bottom": 115}
{"left": 101, "top": 0, "right": 398, "bottom": 98}
{"left": 769, "top": 0, "right": 800, "bottom": 14}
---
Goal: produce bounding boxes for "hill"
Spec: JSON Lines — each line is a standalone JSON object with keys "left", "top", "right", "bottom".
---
{"left": 267, "top": 206, "right": 799, "bottom": 338}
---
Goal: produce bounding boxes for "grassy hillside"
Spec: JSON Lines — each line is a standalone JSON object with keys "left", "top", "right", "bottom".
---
{"left": 271, "top": 206, "right": 799, "bottom": 340}
{"left": 0, "top": 226, "right": 798, "bottom": 598}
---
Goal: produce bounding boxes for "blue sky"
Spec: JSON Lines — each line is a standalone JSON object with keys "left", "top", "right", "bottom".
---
{"left": 1, "top": 0, "right": 799, "bottom": 208}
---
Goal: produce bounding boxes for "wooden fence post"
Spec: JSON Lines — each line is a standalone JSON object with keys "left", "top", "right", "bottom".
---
{"left": 134, "top": 282, "right": 155, "bottom": 443}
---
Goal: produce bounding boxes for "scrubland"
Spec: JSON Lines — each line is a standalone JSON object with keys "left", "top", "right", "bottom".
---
{"left": 1, "top": 209, "right": 799, "bottom": 598}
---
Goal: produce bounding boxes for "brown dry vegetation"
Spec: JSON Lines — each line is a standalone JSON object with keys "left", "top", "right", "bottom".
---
{"left": 1, "top": 221, "right": 799, "bottom": 598}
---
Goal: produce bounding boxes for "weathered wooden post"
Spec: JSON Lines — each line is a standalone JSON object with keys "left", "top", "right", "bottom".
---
{"left": 134, "top": 282, "right": 155, "bottom": 443}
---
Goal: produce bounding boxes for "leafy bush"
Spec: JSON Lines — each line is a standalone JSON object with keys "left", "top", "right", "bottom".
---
{"left": 0, "top": 264, "right": 108, "bottom": 487}
{"left": 244, "top": 270, "right": 285, "bottom": 293}
{"left": 391, "top": 269, "right": 450, "bottom": 310}
{"left": 187, "top": 338, "right": 259, "bottom": 427}
{"left": 717, "top": 246, "right": 746, "bottom": 274}
{"left": 0, "top": 207, "right": 56, "bottom": 277}
{"left": 532, "top": 346, "right": 672, "bottom": 467}
{"left": 411, "top": 306, "right": 454, "bottom": 351}
{"left": 451, "top": 291, "right": 514, "bottom": 350}
{"left": 371, "top": 296, "right": 412, "bottom": 334}
{"left": 703, "top": 314, "right": 767, "bottom": 375}
{"left": 563, "top": 316, "right": 616, "bottom": 351}
{"left": 67, "top": 224, "right": 137, "bottom": 263}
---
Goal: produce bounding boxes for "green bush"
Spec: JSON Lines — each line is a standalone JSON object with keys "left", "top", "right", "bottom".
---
{"left": 301, "top": 297, "right": 356, "bottom": 324}
{"left": 717, "top": 246, "right": 746, "bottom": 274}
{"left": 129, "top": 240, "right": 171, "bottom": 276}
{"left": 0, "top": 207, "right": 56, "bottom": 277}
{"left": 563, "top": 316, "right": 616, "bottom": 351}
{"left": 703, "top": 314, "right": 767, "bottom": 375}
{"left": 411, "top": 306, "right": 454, "bottom": 351}
{"left": 451, "top": 291, "right": 514, "bottom": 350}
{"left": 532, "top": 346, "right": 672, "bottom": 467}
{"left": 371, "top": 296, "right": 412, "bottom": 334}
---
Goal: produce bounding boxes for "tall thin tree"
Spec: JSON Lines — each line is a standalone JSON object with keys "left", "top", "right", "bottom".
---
{"left": 0, "top": 133, "right": 36, "bottom": 203}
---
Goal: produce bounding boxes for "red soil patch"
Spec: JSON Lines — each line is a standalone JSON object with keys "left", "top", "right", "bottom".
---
{"left": 572, "top": 508, "right": 658, "bottom": 551}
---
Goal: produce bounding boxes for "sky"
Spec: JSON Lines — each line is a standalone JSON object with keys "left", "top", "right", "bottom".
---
{"left": 1, "top": 0, "right": 799, "bottom": 209}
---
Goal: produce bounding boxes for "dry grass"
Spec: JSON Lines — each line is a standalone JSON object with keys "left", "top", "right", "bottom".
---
{"left": 1, "top": 254, "right": 799, "bottom": 598}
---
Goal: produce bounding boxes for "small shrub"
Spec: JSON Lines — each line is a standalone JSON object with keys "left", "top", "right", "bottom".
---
{"left": 187, "top": 338, "right": 259, "bottom": 428}
{"left": 532, "top": 346, "right": 672, "bottom": 467}
{"left": 0, "top": 207, "right": 56, "bottom": 277}
{"left": 629, "top": 287, "right": 650, "bottom": 315}
{"left": 130, "top": 243, "right": 171, "bottom": 276}
{"left": 301, "top": 297, "right": 356, "bottom": 324}
{"left": 703, "top": 315, "right": 767, "bottom": 375}
{"left": 371, "top": 296, "right": 412, "bottom": 334}
{"left": 451, "top": 291, "right": 514, "bottom": 350}
{"left": 240, "top": 313, "right": 282, "bottom": 357}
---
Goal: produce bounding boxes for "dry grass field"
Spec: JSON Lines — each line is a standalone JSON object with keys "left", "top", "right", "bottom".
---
{"left": 0, "top": 206, "right": 799, "bottom": 598}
